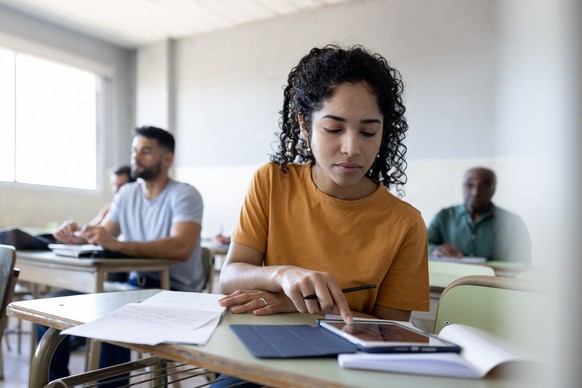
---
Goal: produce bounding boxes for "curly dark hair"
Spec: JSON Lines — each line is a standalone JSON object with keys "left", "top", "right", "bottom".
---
{"left": 270, "top": 44, "right": 408, "bottom": 195}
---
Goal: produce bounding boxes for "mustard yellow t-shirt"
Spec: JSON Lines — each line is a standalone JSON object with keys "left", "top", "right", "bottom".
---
{"left": 232, "top": 163, "right": 429, "bottom": 314}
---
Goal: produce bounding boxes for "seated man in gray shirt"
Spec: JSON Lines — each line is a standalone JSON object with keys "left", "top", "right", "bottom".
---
{"left": 427, "top": 167, "right": 532, "bottom": 264}
{"left": 56, "top": 126, "right": 204, "bottom": 291}
{"left": 50, "top": 126, "right": 204, "bottom": 385}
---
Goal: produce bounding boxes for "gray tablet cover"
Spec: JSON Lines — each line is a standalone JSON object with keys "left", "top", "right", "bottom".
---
{"left": 230, "top": 324, "right": 357, "bottom": 358}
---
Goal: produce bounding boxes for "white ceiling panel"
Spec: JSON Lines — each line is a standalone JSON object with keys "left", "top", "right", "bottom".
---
{"left": 0, "top": 0, "right": 360, "bottom": 48}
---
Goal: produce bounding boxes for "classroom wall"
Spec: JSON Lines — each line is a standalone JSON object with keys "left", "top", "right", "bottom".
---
{"left": 136, "top": 39, "right": 172, "bottom": 131}
{"left": 156, "top": 0, "right": 539, "bottom": 260}
{"left": 0, "top": 4, "right": 136, "bottom": 228}
{"left": 172, "top": 0, "right": 498, "bottom": 166}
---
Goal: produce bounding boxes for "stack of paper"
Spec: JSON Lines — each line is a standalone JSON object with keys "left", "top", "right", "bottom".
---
{"left": 62, "top": 291, "right": 226, "bottom": 346}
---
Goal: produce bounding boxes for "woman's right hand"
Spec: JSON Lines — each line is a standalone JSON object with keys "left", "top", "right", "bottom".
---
{"left": 275, "top": 266, "right": 353, "bottom": 323}
{"left": 53, "top": 220, "right": 86, "bottom": 244}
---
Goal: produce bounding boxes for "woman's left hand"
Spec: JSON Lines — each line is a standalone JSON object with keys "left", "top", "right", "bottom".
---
{"left": 219, "top": 290, "right": 296, "bottom": 315}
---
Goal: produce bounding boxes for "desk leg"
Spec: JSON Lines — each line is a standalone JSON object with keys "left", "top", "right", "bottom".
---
{"left": 95, "top": 271, "right": 105, "bottom": 293}
{"left": 160, "top": 269, "right": 170, "bottom": 290}
{"left": 86, "top": 339, "right": 101, "bottom": 371}
{"left": 30, "top": 327, "right": 65, "bottom": 388}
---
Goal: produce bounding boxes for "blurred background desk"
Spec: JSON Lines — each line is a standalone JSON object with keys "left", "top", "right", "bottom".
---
{"left": 201, "top": 239, "right": 229, "bottom": 272}
{"left": 8, "top": 290, "right": 515, "bottom": 388}
{"left": 15, "top": 251, "right": 177, "bottom": 295}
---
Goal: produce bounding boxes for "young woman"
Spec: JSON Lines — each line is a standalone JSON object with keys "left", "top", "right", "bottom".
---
{"left": 219, "top": 44, "right": 429, "bottom": 324}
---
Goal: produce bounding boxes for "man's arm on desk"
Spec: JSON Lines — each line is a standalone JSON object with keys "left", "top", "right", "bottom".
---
{"left": 83, "top": 220, "right": 200, "bottom": 261}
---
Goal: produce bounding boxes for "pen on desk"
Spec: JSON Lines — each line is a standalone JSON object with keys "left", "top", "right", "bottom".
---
{"left": 303, "top": 284, "right": 376, "bottom": 300}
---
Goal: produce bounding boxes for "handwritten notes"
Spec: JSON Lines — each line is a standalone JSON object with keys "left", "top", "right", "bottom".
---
{"left": 62, "top": 291, "right": 225, "bottom": 346}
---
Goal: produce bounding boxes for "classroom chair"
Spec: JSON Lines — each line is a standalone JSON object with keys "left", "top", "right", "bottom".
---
{"left": 202, "top": 247, "right": 216, "bottom": 293}
{"left": 433, "top": 274, "right": 545, "bottom": 351}
{"left": 0, "top": 244, "right": 19, "bottom": 380}
{"left": 411, "top": 260, "right": 496, "bottom": 332}
{"left": 3, "top": 280, "right": 33, "bottom": 356}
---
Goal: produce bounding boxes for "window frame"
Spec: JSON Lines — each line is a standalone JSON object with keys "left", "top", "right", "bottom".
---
{"left": 0, "top": 32, "right": 114, "bottom": 196}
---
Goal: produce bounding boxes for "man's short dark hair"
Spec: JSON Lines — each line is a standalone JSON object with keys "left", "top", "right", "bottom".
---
{"left": 135, "top": 126, "right": 175, "bottom": 153}
{"left": 111, "top": 164, "right": 136, "bottom": 182}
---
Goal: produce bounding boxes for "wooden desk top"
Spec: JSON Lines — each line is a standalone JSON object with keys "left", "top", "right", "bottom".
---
{"left": 8, "top": 290, "right": 519, "bottom": 388}
{"left": 16, "top": 251, "right": 177, "bottom": 293}
{"left": 16, "top": 250, "right": 178, "bottom": 269}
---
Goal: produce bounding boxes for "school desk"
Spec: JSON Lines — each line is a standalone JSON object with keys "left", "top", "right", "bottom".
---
{"left": 8, "top": 289, "right": 521, "bottom": 388}
{"left": 15, "top": 251, "right": 177, "bottom": 295}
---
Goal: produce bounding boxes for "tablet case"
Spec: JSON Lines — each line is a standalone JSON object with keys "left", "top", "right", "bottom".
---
{"left": 0, "top": 228, "right": 56, "bottom": 250}
{"left": 230, "top": 324, "right": 357, "bottom": 358}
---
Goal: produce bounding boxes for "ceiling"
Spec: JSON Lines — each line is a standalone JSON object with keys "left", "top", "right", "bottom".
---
{"left": 0, "top": 0, "right": 357, "bottom": 49}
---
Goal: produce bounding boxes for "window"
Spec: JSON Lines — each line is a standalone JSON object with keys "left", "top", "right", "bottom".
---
{"left": 0, "top": 47, "right": 100, "bottom": 190}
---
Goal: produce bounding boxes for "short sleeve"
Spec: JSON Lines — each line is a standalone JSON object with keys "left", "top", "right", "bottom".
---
{"left": 231, "top": 164, "right": 272, "bottom": 253}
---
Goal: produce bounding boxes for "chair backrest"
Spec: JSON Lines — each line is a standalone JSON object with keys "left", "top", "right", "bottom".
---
{"left": 201, "top": 247, "right": 215, "bottom": 293}
{"left": 0, "top": 244, "right": 17, "bottom": 314}
{"left": 429, "top": 260, "right": 495, "bottom": 290}
{"left": 433, "top": 274, "right": 544, "bottom": 350}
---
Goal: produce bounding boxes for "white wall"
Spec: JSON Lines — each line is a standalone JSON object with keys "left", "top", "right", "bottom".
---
{"left": 136, "top": 40, "right": 171, "bottom": 129}
{"left": 173, "top": 0, "right": 498, "bottom": 166}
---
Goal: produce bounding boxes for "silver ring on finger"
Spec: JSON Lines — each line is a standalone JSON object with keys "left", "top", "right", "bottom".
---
{"left": 259, "top": 297, "right": 268, "bottom": 306}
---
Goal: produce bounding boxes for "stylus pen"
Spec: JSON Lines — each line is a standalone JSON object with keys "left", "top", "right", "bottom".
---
{"left": 303, "top": 284, "right": 376, "bottom": 300}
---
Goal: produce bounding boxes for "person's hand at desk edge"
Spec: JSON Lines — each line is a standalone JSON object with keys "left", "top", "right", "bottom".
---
{"left": 53, "top": 222, "right": 117, "bottom": 250}
{"left": 214, "top": 233, "right": 231, "bottom": 245}
{"left": 52, "top": 220, "right": 87, "bottom": 245}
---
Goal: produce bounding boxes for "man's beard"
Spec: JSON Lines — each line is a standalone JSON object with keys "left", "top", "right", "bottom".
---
{"left": 131, "top": 162, "right": 162, "bottom": 181}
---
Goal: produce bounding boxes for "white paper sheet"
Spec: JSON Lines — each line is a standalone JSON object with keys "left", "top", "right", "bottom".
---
{"left": 62, "top": 291, "right": 225, "bottom": 346}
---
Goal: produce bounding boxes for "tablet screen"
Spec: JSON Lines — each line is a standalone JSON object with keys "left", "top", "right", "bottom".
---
{"left": 325, "top": 321, "right": 430, "bottom": 343}
{"left": 318, "top": 320, "right": 461, "bottom": 353}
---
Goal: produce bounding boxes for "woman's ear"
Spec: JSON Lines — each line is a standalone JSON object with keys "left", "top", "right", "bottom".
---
{"left": 298, "top": 113, "right": 309, "bottom": 141}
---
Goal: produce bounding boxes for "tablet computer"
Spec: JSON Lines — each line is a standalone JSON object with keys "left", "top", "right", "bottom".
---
{"left": 318, "top": 320, "right": 461, "bottom": 354}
